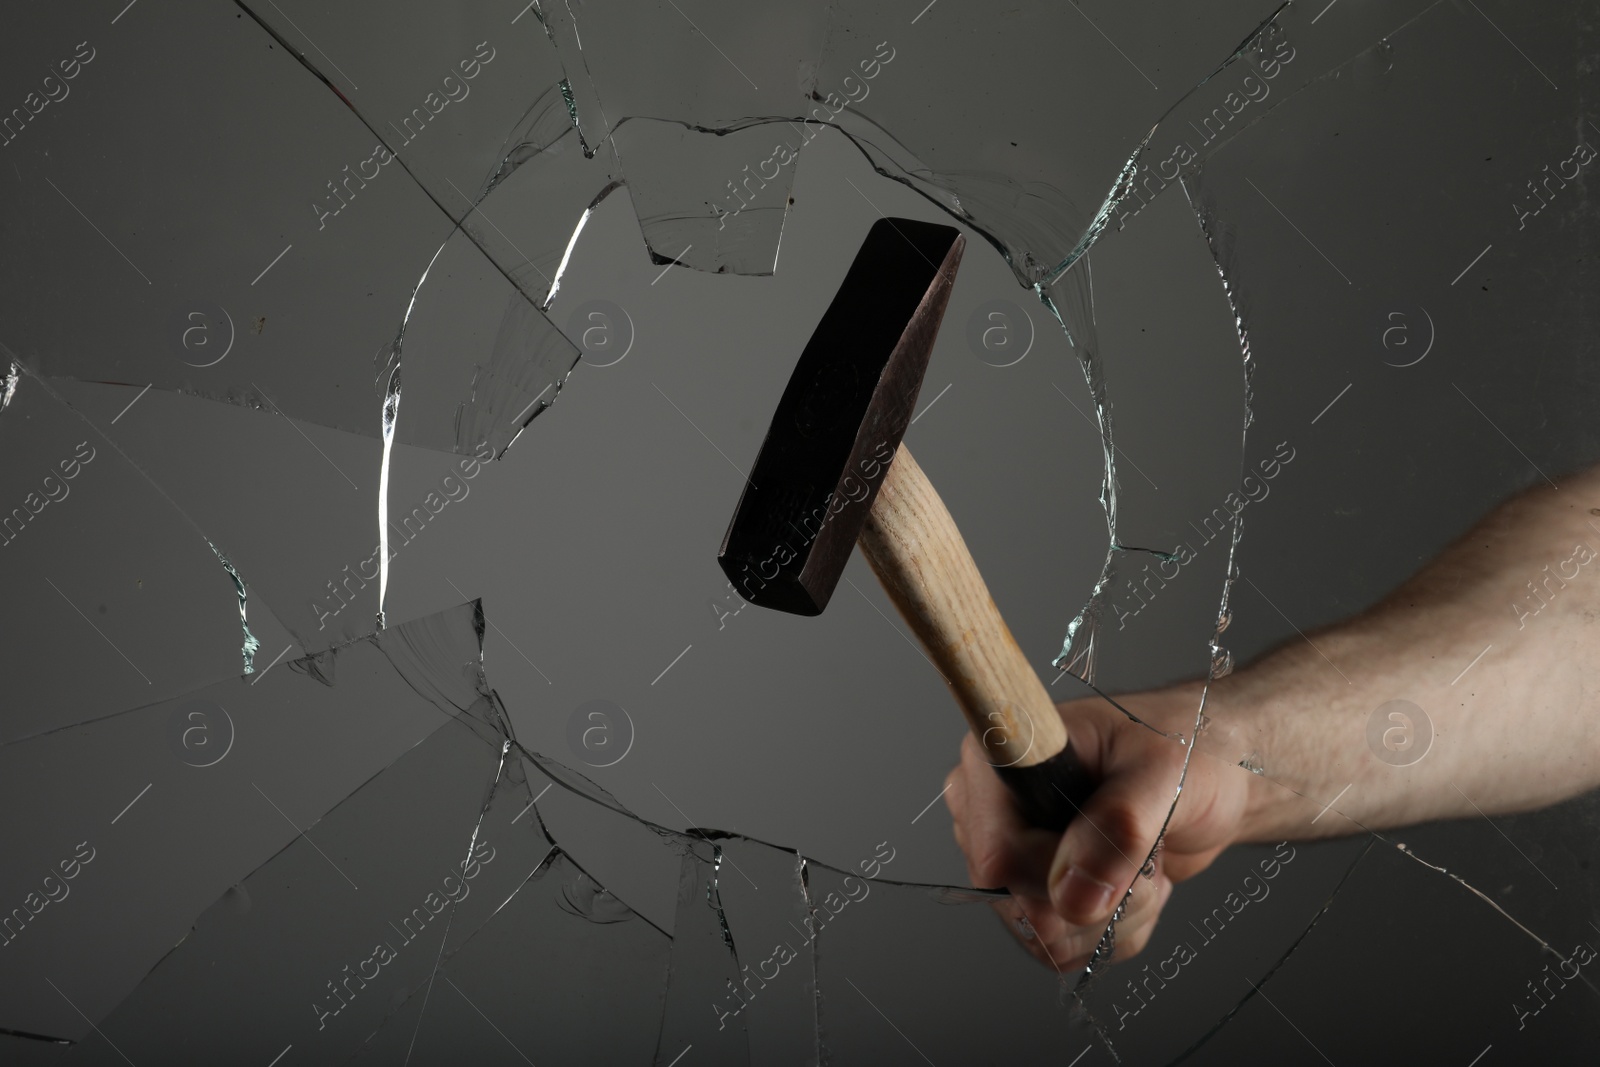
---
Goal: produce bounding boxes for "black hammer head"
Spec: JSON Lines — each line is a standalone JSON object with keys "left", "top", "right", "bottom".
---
{"left": 717, "top": 217, "right": 965, "bottom": 615}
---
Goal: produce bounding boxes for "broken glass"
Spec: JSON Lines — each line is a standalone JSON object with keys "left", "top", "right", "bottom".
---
{"left": 4, "top": 2, "right": 585, "bottom": 457}
{"left": 4, "top": 0, "right": 1600, "bottom": 1062}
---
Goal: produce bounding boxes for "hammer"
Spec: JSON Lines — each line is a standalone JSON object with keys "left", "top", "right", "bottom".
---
{"left": 718, "top": 217, "right": 1093, "bottom": 830}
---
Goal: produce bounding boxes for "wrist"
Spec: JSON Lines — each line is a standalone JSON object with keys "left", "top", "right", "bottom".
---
{"left": 1124, "top": 678, "right": 1274, "bottom": 847}
{"left": 1234, "top": 750, "right": 1291, "bottom": 843}
{"left": 1185, "top": 671, "right": 1293, "bottom": 845}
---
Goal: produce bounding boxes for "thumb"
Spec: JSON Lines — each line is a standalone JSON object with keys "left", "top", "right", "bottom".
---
{"left": 1046, "top": 759, "right": 1179, "bottom": 926}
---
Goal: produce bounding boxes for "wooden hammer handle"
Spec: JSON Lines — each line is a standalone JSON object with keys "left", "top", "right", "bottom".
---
{"left": 858, "top": 442, "right": 1093, "bottom": 830}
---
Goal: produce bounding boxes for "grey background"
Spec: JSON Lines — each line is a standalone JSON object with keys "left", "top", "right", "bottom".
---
{"left": 2, "top": 0, "right": 1598, "bottom": 1063}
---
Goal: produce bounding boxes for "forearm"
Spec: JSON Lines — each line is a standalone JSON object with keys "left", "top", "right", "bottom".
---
{"left": 1203, "top": 469, "right": 1600, "bottom": 842}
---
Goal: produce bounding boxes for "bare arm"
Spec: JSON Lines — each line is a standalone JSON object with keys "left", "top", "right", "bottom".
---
{"left": 944, "top": 466, "right": 1600, "bottom": 970}
{"left": 1224, "top": 464, "right": 1600, "bottom": 838}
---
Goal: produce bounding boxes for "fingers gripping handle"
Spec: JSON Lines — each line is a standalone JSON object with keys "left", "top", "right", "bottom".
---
{"left": 991, "top": 747, "right": 1097, "bottom": 832}
{"left": 857, "top": 443, "right": 1095, "bottom": 830}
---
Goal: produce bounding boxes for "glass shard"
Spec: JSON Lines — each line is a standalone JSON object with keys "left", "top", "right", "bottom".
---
{"left": 6, "top": 0, "right": 1600, "bottom": 1060}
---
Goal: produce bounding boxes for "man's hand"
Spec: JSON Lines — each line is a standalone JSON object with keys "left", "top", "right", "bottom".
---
{"left": 944, "top": 684, "right": 1249, "bottom": 971}
{"left": 946, "top": 469, "right": 1600, "bottom": 971}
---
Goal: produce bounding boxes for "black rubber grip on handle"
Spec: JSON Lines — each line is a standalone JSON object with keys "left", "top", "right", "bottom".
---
{"left": 993, "top": 743, "right": 1097, "bottom": 832}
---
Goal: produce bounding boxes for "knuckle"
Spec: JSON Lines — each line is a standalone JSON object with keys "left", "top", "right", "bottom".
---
{"left": 968, "top": 841, "right": 1015, "bottom": 888}
{"left": 1097, "top": 801, "right": 1159, "bottom": 855}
